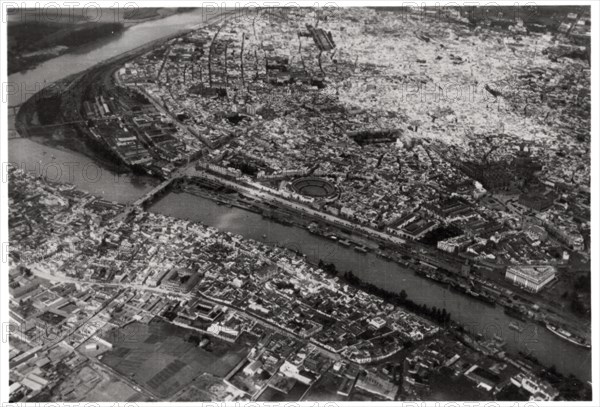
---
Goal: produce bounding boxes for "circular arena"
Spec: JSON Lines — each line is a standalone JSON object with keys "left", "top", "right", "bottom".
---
{"left": 290, "top": 177, "right": 338, "bottom": 199}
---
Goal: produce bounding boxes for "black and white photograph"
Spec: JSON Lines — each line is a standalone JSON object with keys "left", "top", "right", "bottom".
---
{"left": 1, "top": 1, "right": 598, "bottom": 405}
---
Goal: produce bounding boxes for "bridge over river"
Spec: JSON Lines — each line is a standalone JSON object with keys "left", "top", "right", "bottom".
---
{"left": 114, "top": 159, "right": 199, "bottom": 223}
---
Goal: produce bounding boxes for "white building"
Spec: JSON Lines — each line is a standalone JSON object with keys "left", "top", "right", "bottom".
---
{"left": 505, "top": 265, "right": 556, "bottom": 293}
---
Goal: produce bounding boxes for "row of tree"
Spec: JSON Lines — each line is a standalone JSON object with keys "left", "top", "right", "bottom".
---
{"left": 318, "top": 260, "right": 452, "bottom": 325}
{"left": 520, "top": 353, "right": 591, "bottom": 401}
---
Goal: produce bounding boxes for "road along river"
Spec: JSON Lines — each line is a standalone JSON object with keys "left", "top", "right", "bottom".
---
{"left": 149, "top": 191, "right": 591, "bottom": 382}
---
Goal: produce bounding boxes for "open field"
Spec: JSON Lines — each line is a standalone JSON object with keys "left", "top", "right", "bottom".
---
{"left": 302, "top": 372, "right": 348, "bottom": 401}
{"left": 53, "top": 363, "right": 139, "bottom": 402}
{"left": 99, "top": 319, "right": 248, "bottom": 399}
{"left": 171, "top": 374, "right": 231, "bottom": 401}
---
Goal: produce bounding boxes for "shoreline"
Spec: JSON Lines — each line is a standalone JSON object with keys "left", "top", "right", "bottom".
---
{"left": 7, "top": 8, "right": 197, "bottom": 76}
{"left": 14, "top": 9, "right": 234, "bottom": 171}
{"left": 161, "top": 178, "right": 591, "bottom": 344}
{"left": 172, "top": 175, "right": 591, "bottom": 336}
{"left": 8, "top": 21, "right": 126, "bottom": 76}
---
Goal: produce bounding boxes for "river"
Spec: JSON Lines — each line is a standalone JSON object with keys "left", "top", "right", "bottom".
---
{"left": 150, "top": 191, "right": 591, "bottom": 382}
{"left": 6, "top": 8, "right": 591, "bottom": 383}
{"left": 8, "top": 7, "right": 230, "bottom": 201}
{"left": 7, "top": 7, "right": 232, "bottom": 107}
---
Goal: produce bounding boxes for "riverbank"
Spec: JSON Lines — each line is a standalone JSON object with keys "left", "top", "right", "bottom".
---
{"left": 150, "top": 182, "right": 591, "bottom": 382}
{"left": 14, "top": 9, "right": 234, "bottom": 175}
{"left": 7, "top": 8, "right": 197, "bottom": 75}
{"left": 7, "top": 8, "right": 234, "bottom": 108}
{"left": 168, "top": 175, "right": 590, "bottom": 342}
{"left": 8, "top": 20, "right": 124, "bottom": 75}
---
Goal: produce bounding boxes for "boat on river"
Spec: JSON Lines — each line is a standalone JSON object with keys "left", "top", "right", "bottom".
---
{"left": 509, "top": 322, "right": 524, "bottom": 333}
{"left": 354, "top": 245, "right": 369, "bottom": 254}
{"left": 546, "top": 324, "right": 591, "bottom": 349}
